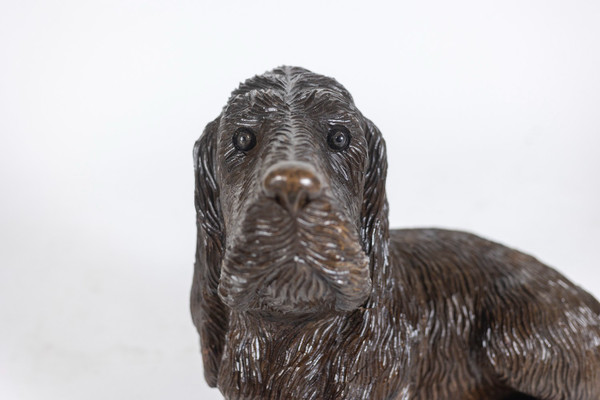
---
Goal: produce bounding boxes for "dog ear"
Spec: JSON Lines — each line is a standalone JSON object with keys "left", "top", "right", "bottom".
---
{"left": 191, "top": 116, "right": 228, "bottom": 387}
{"left": 360, "top": 117, "right": 391, "bottom": 295}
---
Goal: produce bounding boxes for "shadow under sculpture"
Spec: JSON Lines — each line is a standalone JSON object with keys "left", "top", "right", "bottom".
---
{"left": 191, "top": 66, "right": 600, "bottom": 400}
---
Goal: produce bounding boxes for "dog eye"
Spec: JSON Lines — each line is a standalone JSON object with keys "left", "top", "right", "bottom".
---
{"left": 327, "top": 127, "right": 351, "bottom": 151}
{"left": 233, "top": 128, "right": 257, "bottom": 152}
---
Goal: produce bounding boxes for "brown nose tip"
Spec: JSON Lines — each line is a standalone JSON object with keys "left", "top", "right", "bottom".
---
{"left": 262, "top": 162, "right": 322, "bottom": 213}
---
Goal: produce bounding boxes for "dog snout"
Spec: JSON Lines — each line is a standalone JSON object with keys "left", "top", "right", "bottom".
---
{"left": 262, "top": 162, "right": 322, "bottom": 213}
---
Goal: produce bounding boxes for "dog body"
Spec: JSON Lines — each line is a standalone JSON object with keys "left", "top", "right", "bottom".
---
{"left": 192, "top": 67, "right": 600, "bottom": 399}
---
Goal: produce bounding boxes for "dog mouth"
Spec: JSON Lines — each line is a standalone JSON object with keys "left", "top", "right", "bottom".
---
{"left": 218, "top": 196, "right": 371, "bottom": 314}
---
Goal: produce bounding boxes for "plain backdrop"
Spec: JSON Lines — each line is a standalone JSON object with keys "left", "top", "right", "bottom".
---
{"left": 1, "top": 1, "right": 599, "bottom": 399}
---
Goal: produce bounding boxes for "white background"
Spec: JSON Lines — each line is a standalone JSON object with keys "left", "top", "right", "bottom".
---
{"left": 1, "top": 1, "right": 598, "bottom": 399}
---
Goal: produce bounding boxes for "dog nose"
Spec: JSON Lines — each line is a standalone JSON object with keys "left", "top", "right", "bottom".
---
{"left": 262, "top": 162, "right": 322, "bottom": 213}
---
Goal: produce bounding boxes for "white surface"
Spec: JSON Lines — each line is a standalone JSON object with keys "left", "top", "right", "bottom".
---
{"left": 1, "top": 1, "right": 598, "bottom": 399}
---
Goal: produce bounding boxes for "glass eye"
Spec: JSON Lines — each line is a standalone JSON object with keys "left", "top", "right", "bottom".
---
{"left": 233, "top": 128, "right": 256, "bottom": 151}
{"left": 327, "top": 127, "right": 351, "bottom": 151}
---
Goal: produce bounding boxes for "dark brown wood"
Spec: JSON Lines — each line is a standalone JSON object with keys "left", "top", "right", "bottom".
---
{"left": 191, "top": 66, "right": 600, "bottom": 399}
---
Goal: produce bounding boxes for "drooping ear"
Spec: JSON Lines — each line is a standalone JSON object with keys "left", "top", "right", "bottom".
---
{"left": 191, "top": 116, "right": 228, "bottom": 387}
{"left": 360, "top": 116, "right": 391, "bottom": 297}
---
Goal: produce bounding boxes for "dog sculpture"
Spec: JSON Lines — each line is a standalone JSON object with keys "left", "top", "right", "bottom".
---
{"left": 191, "top": 66, "right": 600, "bottom": 399}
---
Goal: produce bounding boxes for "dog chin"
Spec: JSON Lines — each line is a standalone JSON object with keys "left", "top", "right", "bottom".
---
{"left": 219, "top": 269, "right": 370, "bottom": 317}
{"left": 219, "top": 265, "right": 371, "bottom": 318}
{"left": 254, "top": 294, "right": 339, "bottom": 318}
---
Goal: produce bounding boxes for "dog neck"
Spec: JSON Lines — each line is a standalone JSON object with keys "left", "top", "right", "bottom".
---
{"left": 216, "top": 237, "right": 414, "bottom": 400}
{"left": 218, "top": 306, "right": 411, "bottom": 400}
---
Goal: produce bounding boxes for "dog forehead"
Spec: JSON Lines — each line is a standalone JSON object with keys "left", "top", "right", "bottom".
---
{"left": 232, "top": 66, "right": 353, "bottom": 97}
{"left": 222, "top": 67, "right": 356, "bottom": 116}
{"left": 223, "top": 88, "right": 358, "bottom": 120}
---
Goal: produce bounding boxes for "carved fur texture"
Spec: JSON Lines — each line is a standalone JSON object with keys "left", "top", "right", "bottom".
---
{"left": 192, "top": 66, "right": 600, "bottom": 400}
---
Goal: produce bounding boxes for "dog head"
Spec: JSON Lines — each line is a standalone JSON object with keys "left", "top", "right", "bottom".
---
{"left": 194, "top": 66, "right": 389, "bottom": 318}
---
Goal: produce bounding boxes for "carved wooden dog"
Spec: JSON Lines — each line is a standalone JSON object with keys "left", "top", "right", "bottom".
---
{"left": 192, "top": 66, "right": 600, "bottom": 399}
